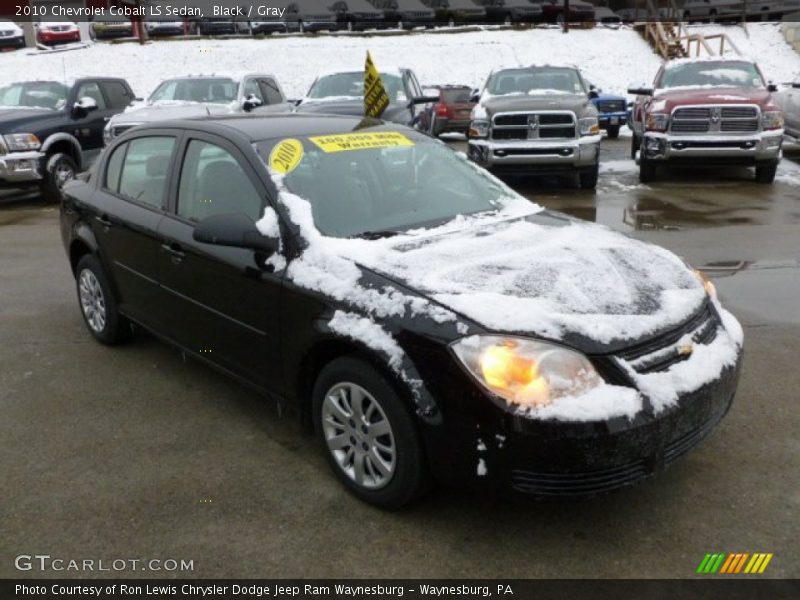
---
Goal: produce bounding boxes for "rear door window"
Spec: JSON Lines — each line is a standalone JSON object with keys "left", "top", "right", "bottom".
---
{"left": 115, "top": 136, "right": 176, "bottom": 209}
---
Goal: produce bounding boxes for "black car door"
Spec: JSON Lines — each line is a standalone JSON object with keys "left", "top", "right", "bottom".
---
{"left": 90, "top": 131, "right": 180, "bottom": 330}
{"left": 69, "top": 80, "right": 118, "bottom": 161}
{"left": 157, "top": 132, "right": 284, "bottom": 393}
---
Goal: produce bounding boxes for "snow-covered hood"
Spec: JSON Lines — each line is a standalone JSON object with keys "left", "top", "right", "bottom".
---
{"left": 347, "top": 213, "right": 707, "bottom": 351}
{"left": 649, "top": 87, "right": 775, "bottom": 113}
{"left": 110, "top": 102, "right": 234, "bottom": 126}
{"left": 479, "top": 93, "right": 596, "bottom": 118}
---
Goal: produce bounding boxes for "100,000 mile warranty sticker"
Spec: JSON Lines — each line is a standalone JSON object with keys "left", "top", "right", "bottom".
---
{"left": 309, "top": 132, "right": 414, "bottom": 153}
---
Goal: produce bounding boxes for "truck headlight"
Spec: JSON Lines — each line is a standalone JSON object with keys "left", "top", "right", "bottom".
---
{"left": 468, "top": 120, "right": 490, "bottom": 139}
{"left": 4, "top": 133, "right": 41, "bottom": 152}
{"left": 579, "top": 117, "right": 600, "bottom": 136}
{"left": 451, "top": 335, "right": 604, "bottom": 408}
{"left": 645, "top": 113, "right": 669, "bottom": 132}
{"left": 761, "top": 111, "right": 784, "bottom": 131}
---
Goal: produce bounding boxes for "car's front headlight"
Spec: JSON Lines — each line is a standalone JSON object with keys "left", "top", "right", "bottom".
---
{"left": 645, "top": 112, "right": 669, "bottom": 132}
{"left": 4, "top": 133, "right": 41, "bottom": 152}
{"left": 468, "top": 120, "right": 490, "bottom": 139}
{"left": 761, "top": 110, "right": 784, "bottom": 131}
{"left": 579, "top": 117, "right": 600, "bottom": 136}
{"left": 451, "top": 335, "right": 604, "bottom": 408}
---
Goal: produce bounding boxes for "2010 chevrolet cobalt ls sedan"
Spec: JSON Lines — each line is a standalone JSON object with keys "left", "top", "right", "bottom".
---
{"left": 60, "top": 114, "right": 743, "bottom": 508}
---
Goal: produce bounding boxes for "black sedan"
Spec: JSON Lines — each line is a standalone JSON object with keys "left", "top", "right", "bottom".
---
{"left": 60, "top": 114, "right": 743, "bottom": 508}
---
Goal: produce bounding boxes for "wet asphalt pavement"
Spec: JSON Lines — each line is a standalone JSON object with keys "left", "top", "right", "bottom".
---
{"left": 1, "top": 135, "right": 798, "bottom": 578}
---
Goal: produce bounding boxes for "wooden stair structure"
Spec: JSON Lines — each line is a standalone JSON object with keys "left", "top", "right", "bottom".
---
{"left": 634, "top": 0, "right": 744, "bottom": 61}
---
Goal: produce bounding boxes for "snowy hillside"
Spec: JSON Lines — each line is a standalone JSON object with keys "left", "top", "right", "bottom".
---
{"left": 0, "top": 23, "right": 798, "bottom": 99}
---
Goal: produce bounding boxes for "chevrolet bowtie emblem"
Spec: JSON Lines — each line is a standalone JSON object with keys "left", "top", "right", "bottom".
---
{"left": 678, "top": 344, "right": 695, "bottom": 356}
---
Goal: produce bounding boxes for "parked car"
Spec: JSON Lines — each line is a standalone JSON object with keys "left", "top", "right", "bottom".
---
{"left": 533, "top": 0, "right": 596, "bottom": 23}
{"left": 35, "top": 22, "right": 81, "bottom": 45}
{"left": 615, "top": 7, "right": 648, "bottom": 21}
{"left": 60, "top": 113, "right": 743, "bottom": 507}
{"left": 0, "top": 77, "right": 136, "bottom": 201}
{"left": 371, "top": 0, "right": 436, "bottom": 28}
{"left": 104, "top": 74, "right": 290, "bottom": 142}
{"left": 89, "top": 14, "right": 133, "bottom": 40}
{"left": 0, "top": 19, "right": 25, "bottom": 48}
{"left": 593, "top": 7, "right": 622, "bottom": 25}
{"left": 331, "top": 0, "right": 386, "bottom": 30}
{"left": 144, "top": 17, "right": 185, "bottom": 37}
{"left": 422, "top": 0, "right": 488, "bottom": 25}
{"left": 294, "top": 68, "right": 436, "bottom": 126}
{"left": 628, "top": 58, "right": 784, "bottom": 183}
{"left": 478, "top": 0, "right": 543, "bottom": 23}
{"left": 589, "top": 86, "right": 627, "bottom": 138}
{"left": 770, "top": 80, "right": 800, "bottom": 141}
{"left": 467, "top": 64, "right": 601, "bottom": 188}
{"left": 285, "top": 0, "right": 340, "bottom": 31}
{"left": 196, "top": 20, "right": 237, "bottom": 35}
{"left": 419, "top": 85, "right": 476, "bottom": 136}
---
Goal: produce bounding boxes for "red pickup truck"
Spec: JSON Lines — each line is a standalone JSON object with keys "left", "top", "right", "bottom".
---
{"left": 629, "top": 58, "right": 784, "bottom": 184}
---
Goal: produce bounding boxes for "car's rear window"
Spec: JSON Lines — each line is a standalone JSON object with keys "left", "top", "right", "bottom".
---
{"left": 440, "top": 88, "right": 472, "bottom": 103}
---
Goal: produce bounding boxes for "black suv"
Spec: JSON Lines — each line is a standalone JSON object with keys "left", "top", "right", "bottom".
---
{"left": 0, "top": 77, "right": 136, "bottom": 201}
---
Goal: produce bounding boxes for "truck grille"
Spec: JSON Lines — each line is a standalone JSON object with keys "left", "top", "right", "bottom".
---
{"left": 491, "top": 112, "right": 576, "bottom": 141}
{"left": 670, "top": 105, "right": 760, "bottom": 135}
{"left": 597, "top": 99, "right": 626, "bottom": 113}
{"left": 615, "top": 303, "right": 719, "bottom": 375}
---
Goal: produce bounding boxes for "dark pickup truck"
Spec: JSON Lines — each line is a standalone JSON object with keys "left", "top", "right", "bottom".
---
{"left": 0, "top": 77, "right": 136, "bottom": 201}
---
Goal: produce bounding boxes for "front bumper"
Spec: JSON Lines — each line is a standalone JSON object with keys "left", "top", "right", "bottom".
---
{"left": 0, "top": 35, "right": 25, "bottom": 47}
{"left": 640, "top": 131, "right": 783, "bottom": 165}
{"left": 0, "top": 150, "right": 44, "bottom": 185}
{"left": 598, "top": 111, "right": 627, "bottom": 128}
{"left": 467, "top": 135, "right": 600, "bottom": 175}
{"left": 435, "top": 117, "right": 471, "bottom": 133}
{"left": 38, "top": 31, "right": 80, "bottom": 44}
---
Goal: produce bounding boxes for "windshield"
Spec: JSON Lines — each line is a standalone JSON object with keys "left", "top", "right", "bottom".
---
{"left": 149, "top": 78, "right": 238, "bottom": 104}
{"left": 0, "top": 82, "right": 68, "bottom": 110}
{"left": 256, "top": 130, "right": 518, "bottom": 238}
{"left": 487, "top": 67, "right": 585, "bottom": 95}
{"left": 440, "top": 88, "right": 472, "bottom": 103}
{"left": 658, "top": 61, "right": 764, "bottom": 89}
{"left": 307, "top": 72, "right": 407, "bottom": 103}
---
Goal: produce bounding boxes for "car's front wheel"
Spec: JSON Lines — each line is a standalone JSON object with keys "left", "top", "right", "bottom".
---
{"left": 579, "top": 164, "right": 599, "bottom": 190}
{"left": 41, "top": 152, "right": 77, "bottom": 203}
{"left": 312, "top": 356, "right": 428, "bottom": 508}
{"left": 639, "top": 151, "right": 657, "bottom": 183}
{"left": 75, "top": 254, "right": 130, "bottom": 345}
{"left": 755, "top": 163, "right": 777, "bottom": 184}
{"left": 606, "top": 124, "right": 620, "bottom": 139}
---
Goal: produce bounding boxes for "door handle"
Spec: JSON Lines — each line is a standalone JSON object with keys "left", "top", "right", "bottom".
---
{"left": 161, "top": 242, "right": 186, "bottom": 262}
{"left": 95, "top": 215, "right": 112, "bottom": 228}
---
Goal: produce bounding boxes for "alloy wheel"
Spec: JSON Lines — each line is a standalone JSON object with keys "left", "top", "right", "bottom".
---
{"left": 78, "top": 268, "right": 106, "bottom": 333}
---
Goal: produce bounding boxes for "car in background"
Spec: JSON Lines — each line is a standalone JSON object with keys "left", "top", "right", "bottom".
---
{"left": 294, "top": 68, "right": 436, "bottom": 126}
{"left": 629, "top": 58, "right": 783, "bottom": 183}
{"left": 770, "top": 80, "right": 800, "bottom": 141}
{"left": 60, "top": 113, "right": 743, "bottom": 508}
{"left": 681, "top": 0, "right": 741, "bottom": 19}
{"left": 616, "top": 7, "right": 648, "bottom": 21}
{"left": 196, "top": 20, "right": 237, "bottom": 35}
{"left": 35, "top": 22, "right": 81, "bottom": 45}
{"left": 104, "top": 74, "right": 290, "bottom": 142}
{"left": 0, "top": 77, "right": 136, "bottom": 201}
{"left": 594, "top": 6, "right": 622, "bottom": 25}
{"left": 144, "top": 17, "right": 185, "bottom": 37}
{"left": 533, "top": 0, "right": 596, "bottom": 23}
{"left": 422, "top": 0, "right": 488, "bottom": 25}
{"left": 331, "top": 0, "right": 386, "bottom": 30}
{"left": 0, "top": 19, "right": 25, "bottom": 48}
{"left": 479, "top": 0, "right": 543, "bottom": 23}
{"left": 284, "top": 0, "right": 340, "bottom": 31}
{"left": 589, "top": 86, "right": 627, "bottom": 138}
{"left": 89, "top": 14, "right": 133, "bottom": 40}
{"left": 467, "top": 64, "right": 601, "bottom": 188}
{"left": 372, "top": 0, "right": 436, "bottom": 28}
{"left": 419, "top": 85, "right": 476, "bottom": 136}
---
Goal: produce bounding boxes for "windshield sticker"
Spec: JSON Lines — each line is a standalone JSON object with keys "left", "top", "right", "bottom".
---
{"left": 269, "top": 138, "right": 304, "bottom": 174}
{"left": 309, "top": 132, "right": 414, "bottom": 153}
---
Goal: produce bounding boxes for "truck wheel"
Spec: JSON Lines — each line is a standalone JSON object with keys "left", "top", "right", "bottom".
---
{"left": 630, "top": 133, "right": 639, "bottom": 160}
{"left": 639, "top": 153, "right": 656, "bottom": 183}
{"left": 606, "top": 125, "right": 620, "bottom": 139}
{"left": 579, "top": 165, "right": 599, "bottom": 190}
{"left": 755, "top": 163, "right": 777, "bottom": 184}
{"left": 41, "top": 153, "right": 77, "bottom": 203}
{"left": 75, "top": 254, "right": 131, "bottom": 345}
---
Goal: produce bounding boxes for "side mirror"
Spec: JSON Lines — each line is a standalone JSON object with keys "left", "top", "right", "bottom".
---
{"left": 408, "top": 95, "right": 440, "bottom": 107}
{"left": 767, "top": 82, "right": 778, "bottom": 93}
{"left": 470, "top": 92, "right": 480, "bottom": 103}
{"left": 588, "top": 88, "right": 599, "bottom": 99}
{"left": 72, "top": 96, "right": 98, "bottom": 117}
{"left": 792, "top": 81, "right": 800, "bottom": 89}
{"left": 242, "top": 93, "right": 263, "bottom": 112}
{"left": 193, "top": 213, "right": 279, "bottom": 254}
{"left": 627, "top": 85, "right": 653, "bottom": 96}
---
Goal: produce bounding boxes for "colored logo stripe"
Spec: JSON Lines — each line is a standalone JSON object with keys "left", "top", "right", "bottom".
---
{"left": 697, "top": 553, "right": 726, "bottom": 573}
{"left": 744, "top": 553, "right": 774, "bottom": 574}
{"left": 698, "top": 553, "right": 773, "bottom": 574}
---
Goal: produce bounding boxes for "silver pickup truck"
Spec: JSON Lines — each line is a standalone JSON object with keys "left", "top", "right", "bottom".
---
{"left": 467, "top": 65, "right": 602, "bottom": 189}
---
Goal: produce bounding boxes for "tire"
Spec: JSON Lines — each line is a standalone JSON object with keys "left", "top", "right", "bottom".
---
{"left": 579, "top": 164, "right": 599, "bottom": 190}
{"left": 639, "top": 152, "right": 657, "bottom": 183}
{"left": 312, "top": 356, "right": 428, "bottom": 508}
{"left": 755, "top": 163, "right": 777, "bottom": 184}
{"left": 75, "top": 254, "right": 130, "bottom": 345}
{"left": 606, "top": 124, "right": 620, "bottom": 139}
{"left": 41, "top": 152, "right": 77, "bottom": 203}
{"left": 630, "top": 132, "right": 639, "bottom": 160}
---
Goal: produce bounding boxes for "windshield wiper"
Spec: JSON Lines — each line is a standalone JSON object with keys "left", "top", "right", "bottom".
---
{"left": 354, "top": 229, "right": 402, "bottom": 240}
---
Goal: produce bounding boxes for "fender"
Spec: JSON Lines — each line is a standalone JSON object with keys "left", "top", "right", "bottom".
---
{"left": 70, "top": 219, "right": 100, "bottom": 263}
{"left": 40, "top": 132, "right": 83, "bottom": 170}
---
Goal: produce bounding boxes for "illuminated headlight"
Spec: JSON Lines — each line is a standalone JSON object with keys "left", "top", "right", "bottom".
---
{"left": 693, "top": 269, "right": 717, "bottom": 299}
{"left": 4, "top": 133, "right": 41, "bottom": 152}
{"left": 451, "top": 336, "right": 604, "bottom": 408}
{"left": 579, "top": 117, "right": 600, "bottom": 136}
{"left": 468, "top": 120, "right": 490, "bottom": 139}
{"left": 761, "top": 111, "right": 784, "bottom": 131}
{"left": 645, "top": 113, "right": 669, "bottom": 132}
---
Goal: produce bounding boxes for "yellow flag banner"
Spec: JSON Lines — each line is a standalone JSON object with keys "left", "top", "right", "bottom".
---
{"left": 364, "top": 51, "right": 390, "bottom": 119}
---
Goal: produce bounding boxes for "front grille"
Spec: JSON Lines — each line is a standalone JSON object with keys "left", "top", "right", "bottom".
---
{"left": 511, "top": 461, "right": 649, "bottom": 496}
{"left": 616, "top": 303, "right": 719, "bottom": 375}
{"left": 670, "top": 104, "right": 760, "bottom": 135}
{"left": 598, "top": 100, "right": 626, "bottom": 113}
{"left": 492, "top": 111, "right": 577, "bottom": 141}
